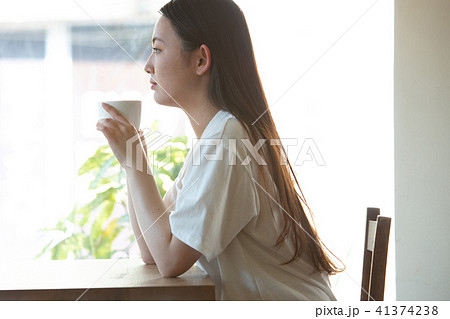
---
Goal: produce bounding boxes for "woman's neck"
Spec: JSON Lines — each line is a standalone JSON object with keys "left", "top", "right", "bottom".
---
{"left": 186, "top": 105, "right": 221, "bottom": 139}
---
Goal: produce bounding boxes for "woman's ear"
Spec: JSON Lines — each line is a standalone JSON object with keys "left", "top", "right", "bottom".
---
{"left": 195, "top": 44, "right": 211, "bottom": 76}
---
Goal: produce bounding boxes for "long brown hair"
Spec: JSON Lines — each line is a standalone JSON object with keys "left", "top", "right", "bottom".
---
{"left": 160, "top": 0, "right": 344, "bottom": 275}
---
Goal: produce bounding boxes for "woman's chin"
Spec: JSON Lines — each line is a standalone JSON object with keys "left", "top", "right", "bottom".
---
{"left": 152, "top": 93, "right": 167, "bottom": 105}
{"left": 153, "top": 95, "right": 179, "bottom": 108}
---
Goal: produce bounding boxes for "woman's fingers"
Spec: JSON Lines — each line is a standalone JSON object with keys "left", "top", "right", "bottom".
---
{"left": 96, "top": 119, "right": 108, "bottom": 131}
{"left": 102, "top": 103, "right": 130, "bottom": 125}
{"left": 96, "top": 118, "right": 132, "bottom": 141}
{"left": 96, "top": 118, "right": 116, "bottom": 132}
{"left": 96, "top": 118, "right": 139, "bottom": 168}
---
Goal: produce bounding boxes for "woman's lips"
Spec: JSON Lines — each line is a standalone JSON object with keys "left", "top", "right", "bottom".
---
{"left": 150, "top": 79, "right": 157, "bottom": 89}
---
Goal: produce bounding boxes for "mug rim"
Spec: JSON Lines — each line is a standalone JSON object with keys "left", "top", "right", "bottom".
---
{"left": 101, "top": 100, "right": 142, "bottom": 103}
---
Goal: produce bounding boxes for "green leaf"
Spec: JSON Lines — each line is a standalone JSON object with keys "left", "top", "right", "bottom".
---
{"left": 95, "top": 218, "right": 124, "bottom": 258}
{"left": 117, "top": 213, "right": 130, "bottom": 224}
{"left": 34, "top": 240, "right": 53, "bottom": 259}
{"left": 74, "top": 233, "right": 89, "bottom": 257}
{"left": 82, "top": 234, "right": 92, "bottom": 254}
{"left": 89, "top": 156, "right": 117, "bottom": 189}
{"left": 154, "top": 174, "right": 166, "bottom": 197}
{"left": 170, "top": 162, "right": 185, "bottom": 179}
{"left": 51, "top": 238, "right": 71, "bottom": 260}
{"left": 78, "top": 145, "right": 113, "bottom": 176}
{"left": 170, "top": 136, "right": 188, "bottom": 145}
{"left": 77, "top": 187, "right": 117, "bottom": 226}
{"left": 66, "top": 206, "right": 78, "bottom": 224}
{"left": 90, "top": 200, "right": 116, "bottom": 242}
{"left": 54, "top": 217, "right": 68, "bottom": 232}
{"left": 89, "top": 176, "right": 116, "bottom": 189}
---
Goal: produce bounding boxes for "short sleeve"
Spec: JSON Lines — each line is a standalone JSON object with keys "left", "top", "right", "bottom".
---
{"left": 169, "top": 141, "right": 259, "bottom": 262}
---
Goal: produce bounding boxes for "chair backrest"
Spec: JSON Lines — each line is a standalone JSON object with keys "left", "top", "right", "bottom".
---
{"left": 360, "top": 207, "right": 392, "bottom": 301}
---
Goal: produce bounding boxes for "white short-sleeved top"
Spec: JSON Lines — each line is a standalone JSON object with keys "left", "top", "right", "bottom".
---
{"left": 163, "top": 109, "right": 337, "bottom": 301}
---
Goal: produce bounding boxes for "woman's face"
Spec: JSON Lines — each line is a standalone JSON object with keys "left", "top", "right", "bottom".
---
{"left": 144, "top": 16, "right": 198, "bottom": 107}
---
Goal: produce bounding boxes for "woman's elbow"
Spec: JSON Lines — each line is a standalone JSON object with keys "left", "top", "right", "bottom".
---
{"left": 142, "top": 257, "right": 156, "bottom": 265}
{"left": 140, "top": 256, "right": 178, "bottom": 277}
{"left": 159, "top": 263, "right": 186, "bottom": 278}
{"left": 161, "top": 272, "right": 178, "bottom": 278}
{"left": 159, "top": 266, "right": 180, "bottom": 278}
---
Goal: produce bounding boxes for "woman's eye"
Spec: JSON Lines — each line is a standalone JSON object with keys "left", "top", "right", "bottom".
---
{"left": 152, "top": 48, "right": 160, "bottom": 53}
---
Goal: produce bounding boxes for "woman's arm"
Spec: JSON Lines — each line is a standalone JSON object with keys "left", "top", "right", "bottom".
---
{"left": 125, "top": 145, "right": 202, "bottom": 277}
{"left": 126, "top": 177, "right": 155, "bottom": 265}
{"left": 97, "top": 104, "right": 201, "bottom": 277}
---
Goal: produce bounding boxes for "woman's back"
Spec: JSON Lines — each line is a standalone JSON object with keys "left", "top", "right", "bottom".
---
{"left": 164, "top": 109, "right": 336, "bottom": 300}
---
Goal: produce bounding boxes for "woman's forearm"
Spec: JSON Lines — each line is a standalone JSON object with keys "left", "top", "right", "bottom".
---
{"left": 126, "top": 178, "right": 155, "bottom": 264}
{"left": 125, "top": 147, "right": 173, "bottom": 275}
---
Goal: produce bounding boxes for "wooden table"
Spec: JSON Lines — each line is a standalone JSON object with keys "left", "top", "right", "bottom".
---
{"left": 0, "top": 258, "right": 215, "bottom": 301}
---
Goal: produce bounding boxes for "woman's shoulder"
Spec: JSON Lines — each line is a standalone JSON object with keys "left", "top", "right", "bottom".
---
{"left": 220, "top": 117, "right": 261, "bottom": 167}
{"left": 221, "top": 116, "right": 249, "bottom": 140}
{"left": 198, "top": 110, "right": 254, "bottom": 163}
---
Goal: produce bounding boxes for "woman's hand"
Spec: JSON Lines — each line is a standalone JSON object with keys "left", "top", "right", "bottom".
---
{"left": 96, "top": 103, "right": 142, "bottom": 169}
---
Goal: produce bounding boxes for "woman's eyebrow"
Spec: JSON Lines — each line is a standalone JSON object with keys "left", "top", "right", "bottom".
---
{"left": 152, "top": 37, "right": 165, "bottom": 44}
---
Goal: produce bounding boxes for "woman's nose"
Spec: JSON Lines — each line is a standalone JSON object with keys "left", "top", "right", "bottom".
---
{"left": 144, "top": 55, "right": 153, "bottom": 74}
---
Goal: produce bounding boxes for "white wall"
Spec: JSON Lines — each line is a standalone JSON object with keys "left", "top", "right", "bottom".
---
{"left": 395, "top": 0, "right": 450, "bottom": 300}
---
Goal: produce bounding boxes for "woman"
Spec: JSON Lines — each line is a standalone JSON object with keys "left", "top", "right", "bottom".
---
{"left": 97, "top": 0, "right": 343, "bottom": 300}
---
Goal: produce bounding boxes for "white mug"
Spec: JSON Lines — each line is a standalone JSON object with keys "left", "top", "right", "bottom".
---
{"left": 98, "top": 100, "right": 142, "bottom": 129}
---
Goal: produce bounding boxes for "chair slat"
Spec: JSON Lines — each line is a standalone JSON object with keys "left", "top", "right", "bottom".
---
{"left": 368, "top": 216, "right": 391, "bottom": 301}
{"left": 361, "top": 207, "right": 380, "bottom": 301}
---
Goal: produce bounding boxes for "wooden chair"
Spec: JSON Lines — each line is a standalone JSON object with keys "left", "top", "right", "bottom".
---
{"left": 360, "top": 207, "right": 392, "bottom": 301}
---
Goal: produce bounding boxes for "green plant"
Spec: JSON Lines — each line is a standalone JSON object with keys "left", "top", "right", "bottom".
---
{"left": 36, "top": 126, "right": 189, "bottom": 260}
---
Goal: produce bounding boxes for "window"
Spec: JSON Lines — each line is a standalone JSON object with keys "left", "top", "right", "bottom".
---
{"left": 0, "top": 0, "right": 394, "bottom": 301}
{"left": 0, "top": 30, "right": 46, "bottom": 59}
